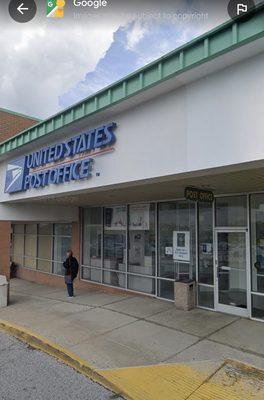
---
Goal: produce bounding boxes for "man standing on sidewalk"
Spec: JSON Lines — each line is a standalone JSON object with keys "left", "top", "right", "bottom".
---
{"left": 63, "top": 250, "right": 79, "bottom": 298}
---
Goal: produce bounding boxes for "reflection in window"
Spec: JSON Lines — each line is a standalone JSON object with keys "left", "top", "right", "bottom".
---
{"left": 198, "top": 203, "right": 213, "bottom": 285}
{"left": 128, "top": 275, "right": 155, "bottom": 294}
{"left": 103, "top": 206, "right": 127, "bottom": 271}
{"left": 12, "top": 227, "right": 24, "bottom": 267}
{"left": 157, "top": 279, "right": 174, "bottom": 300}
{"left": 128, "top": 203, "right": 155, "bottom": 276}
{"left": 103, "top": 270, "right": 126, "bottom": 288}
{"left": 37, "top": 235, "right": 53, "bottom": 273}
{"left": 53, "top": 235, "right": 72, "bottom": 275}
{"left": 250, "top": 194, "right": 264, "bottom": 294}
{"left": 215, "top": 196, "right": 247, "bottom": 227}
{"left": 83, "top": 208, "right": 102, "bottom": 269}
{"left": 24, "top": 230, "right": 37, "bottom": 269}
{"left": 11, "top": 223, "right": 72, "bottom": 276}
{"left": 159, "top": 201, "right": 196, "bottom": 274}
{"left": 252, "top": 294, "right": 264, "bottom": 320}
{"left": 158, "top": 201, "right": 196, "bottom": 300}
{"left": 198, "top": 285, "right": 214, "bottom": 309}
{"left": 54, "top": 223, "right": 72, "bottom": 236}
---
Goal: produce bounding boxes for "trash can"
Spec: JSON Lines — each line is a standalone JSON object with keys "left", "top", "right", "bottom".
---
{"left": 174, "top": 279, "right": 196, "bottom": 311}
{"left": 0, "top": 275, "right": 9, "bottom": 307}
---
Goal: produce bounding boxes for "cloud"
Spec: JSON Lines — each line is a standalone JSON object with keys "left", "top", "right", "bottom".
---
{"left": 126, "top": 20, "right": 149, "bottom": 50}
{"left": 0, "top": 24, "right": 121, "bottom": 119}
{"left": 0, "top": 0, "right": 229, "bottom": 119}
{"left": 59, "top": 16, "right": 214, "bottom": 108}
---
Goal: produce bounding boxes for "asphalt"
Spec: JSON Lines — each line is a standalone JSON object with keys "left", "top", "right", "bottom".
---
{"left": 0, "top": 330, "right": 122, "bottom": 400}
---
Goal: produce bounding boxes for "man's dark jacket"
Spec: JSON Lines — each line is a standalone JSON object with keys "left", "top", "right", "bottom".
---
{"left": 63, "top": 256, "right": 79, "bottom": 280}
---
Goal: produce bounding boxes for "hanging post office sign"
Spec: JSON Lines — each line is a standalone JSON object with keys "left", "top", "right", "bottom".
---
{"left": 185, "top": 187, "right": 214, "bottom": 203}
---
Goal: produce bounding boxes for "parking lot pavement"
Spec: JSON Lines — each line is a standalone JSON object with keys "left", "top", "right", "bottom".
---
{"left": 0, "top": 331, "right": 122, "bottom": 400}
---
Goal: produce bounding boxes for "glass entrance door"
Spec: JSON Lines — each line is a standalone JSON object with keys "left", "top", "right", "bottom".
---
{"left": 215, "top": 230, "right": 249, "bottom": 317}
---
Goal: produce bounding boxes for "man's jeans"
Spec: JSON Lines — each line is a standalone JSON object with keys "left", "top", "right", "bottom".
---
{"left": 65, "top": 275, "right": 74, "bottom": 297}
{"left": 66, "top": 282, "right": 74, "bottom": 297}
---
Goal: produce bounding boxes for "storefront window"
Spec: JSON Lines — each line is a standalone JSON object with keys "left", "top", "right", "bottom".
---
{"left": 252, "top": 294, "right": 264, "bottom": 320}
{"left": 11, "top": 223, "right": 72, "bottom": 276}
{"left": 197, "top": 203, "right": 214, "bottom": 309}
{"left": 157, "top": 279, "right": 174, "bottom": 300}
{"left": 215, "top": 196, "right": 247, "bottom": 227}
{"left": 128, "top": 275, "right": 155, "bottom": 294}
{"left": 198, "top": 285, "right": 214, "bottom": 309}
{"left": 37, "top": 236, "right": 53, "bottom": 273}
{"left": 128, "top": 203, "right": 155, "bottom": 276}
{"left": 103, "top": 205, "right": 127, "bottom": 272}
{"left": 53, "top": 225, "right": 72, "bottom": 275}
{"left": 24, "top": 224, "right": 37, "bottom": 269}
{"left": 158, "top": 201, "right": 196, "bottom": 300}
{"left": 82, "top": 207, "right": 102, "bottom": 282}
{"left": 39, "top": 223, "right": 53, "bottom": 235}
{"left": 12, "top": 224, "right": 24, "bottom": 266}
{"left": 103, "top": 270, "right": 126, "bottom": 288}
{"left": 83, "top": 208, "right": 102, "bottom": 267}
{"left": 54, "top": 223, "right": 72, "bottom": 236}
{"left": 198, "top": 203, "right": 213, "bottom": 285}
{"left": 250, "top": 194, "right": 264, "bottom": 319}
{"left": 37, "top": 224, "right": 53, "bottom": 273}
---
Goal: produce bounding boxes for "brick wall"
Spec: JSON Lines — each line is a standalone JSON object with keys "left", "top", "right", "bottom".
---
{"left": 0, "top": 109, "right": 39, "bottom": 143}
{"left": 0, "top": 221, "right": 11, "bottom": 279}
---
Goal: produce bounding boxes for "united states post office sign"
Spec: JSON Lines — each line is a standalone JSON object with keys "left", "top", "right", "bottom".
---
{"left": 185, "top": 187, "right": 214, "bottom": 203}
{"left": 4, "top": 122, "right": 117, "bottom": 194}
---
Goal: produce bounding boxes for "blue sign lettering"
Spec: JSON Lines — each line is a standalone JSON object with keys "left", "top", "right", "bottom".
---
{"left": 4, "top": 122, "right": 116, "bottom": 194}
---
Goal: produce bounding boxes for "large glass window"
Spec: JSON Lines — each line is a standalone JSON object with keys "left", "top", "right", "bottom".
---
{"left": 198, "top": 285, "right": 214, "bottom": 309}
{"left": 103, "top": 205, "right": 127, "bottom": 271}
{"left": 53, "top": 224, "right": 72, "bottom": 275}
{"left": 128, "top": 203, "right": 155, "bottom": 276}
{"left": 83, "top": 208, "right": 102, "bottom": 267}
{"left": 37, "top": 223, "right": 53, "bottom": 273}
{"left": 158, "top": 201, "right": 196, "bottom": 300}
{"left": 82, "top": 201, "right": 196, "bottom": 301}
{"left": 11, "top": 223, "right": 72, "bottom": 276}
{"left": 12, "top": 224, "right": 24, "bottom": 266}
{"left": 24, "top": 224, "right": 37, "bottom": 269}
{"left": 250, "top": 194, "right": 264, "bottom": 320}
{"left": 103, "top": 270, "right": 126, "bottom": 288}
{"left": 128, "top": 275, "right": 155, "bottom": 294}
{"left": 82, "top": 207, "right": 102, "bottom": 282}
{"left": 198, "top": 203, "right": 213, "bottom": 285}
{"left": 215, "top": 196, "right": 247, "bottom": 227}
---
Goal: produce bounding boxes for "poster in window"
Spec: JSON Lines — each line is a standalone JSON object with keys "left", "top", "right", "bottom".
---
{"left": 173, "top": 231, "right": 190, "bottom": 262}
{"left": 104, "top": 206, "right": 127, "bottom": 230}
{"left": 129, "top": 204, "right": 150, "bottom": 230}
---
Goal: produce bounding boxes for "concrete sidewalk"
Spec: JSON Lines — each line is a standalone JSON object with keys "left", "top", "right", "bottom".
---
{"left": 0, "top": 279, "right": 264, "bottom": 399}
{"left": 1, "top": 278, "right": 264, "bottom": 370}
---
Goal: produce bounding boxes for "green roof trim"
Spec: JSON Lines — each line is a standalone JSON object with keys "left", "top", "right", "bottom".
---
{"left": 0, "top": 107, "right": 41, "bottom": 122}
{"left": 0, "top": 3, "right": 263, "bottom": 156}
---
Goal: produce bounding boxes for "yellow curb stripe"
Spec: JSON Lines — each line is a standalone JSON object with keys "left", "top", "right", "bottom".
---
{"left": 100, "top": 364, "right": 211, "bottom": 400}
{"left": 1, "top": 319, "right": 264, "bottom": 400}
{"left": 0, "top": 319, "right": 130, "bottom": 399}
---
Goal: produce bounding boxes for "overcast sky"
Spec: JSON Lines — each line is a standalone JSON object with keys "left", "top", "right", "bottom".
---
{"left": 0, "top": 0, "right": 239, "bottom": 119}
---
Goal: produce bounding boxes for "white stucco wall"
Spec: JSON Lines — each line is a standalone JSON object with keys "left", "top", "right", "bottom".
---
{"left": 0, "top": 51, "right": 263, "bottom": 208}
{"left": 0, "top": 204, "right": 78, "bottom": 222}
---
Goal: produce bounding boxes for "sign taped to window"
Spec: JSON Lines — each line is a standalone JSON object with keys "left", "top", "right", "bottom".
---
{"left": 173, "top": 231, "right": 190, "bottom": 262}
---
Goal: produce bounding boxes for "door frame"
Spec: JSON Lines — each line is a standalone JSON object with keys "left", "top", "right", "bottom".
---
{"left": 214, "top": 228, "right": 250, "bottom": 317}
